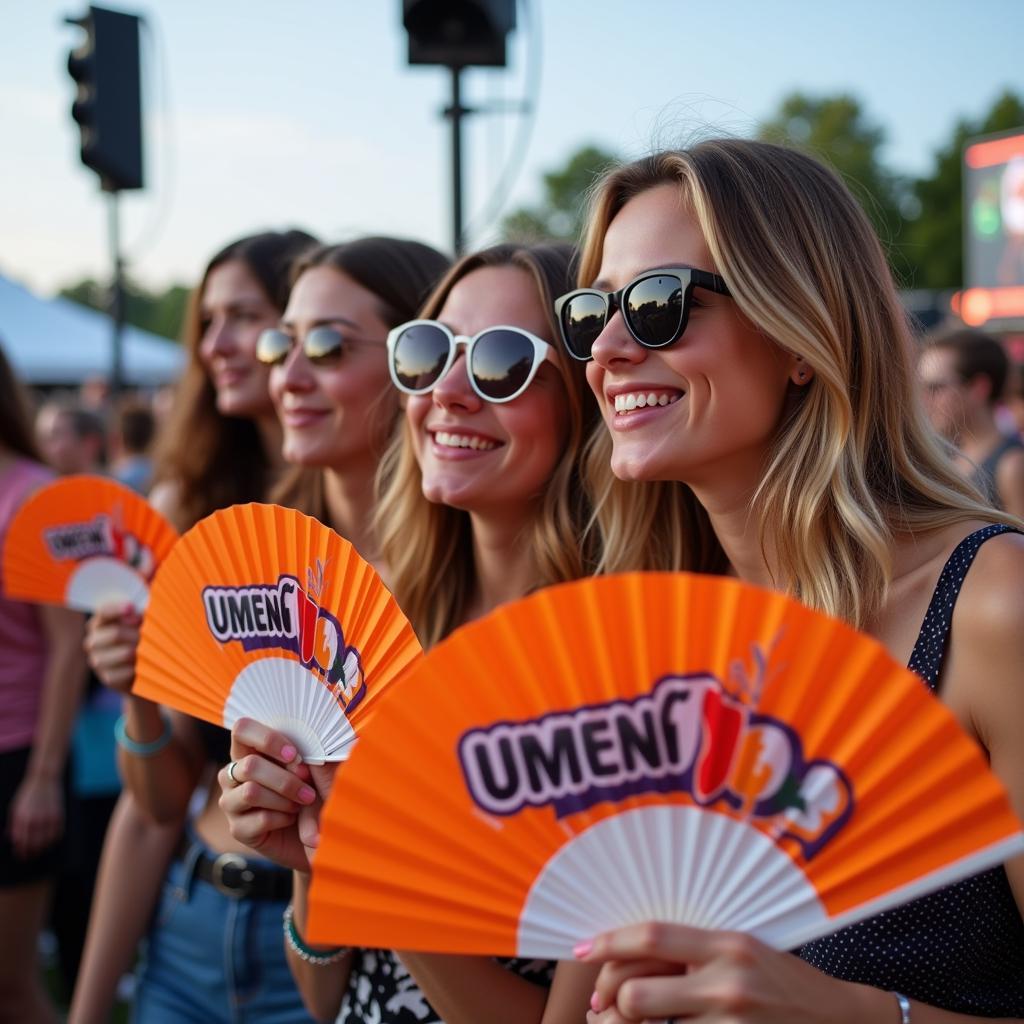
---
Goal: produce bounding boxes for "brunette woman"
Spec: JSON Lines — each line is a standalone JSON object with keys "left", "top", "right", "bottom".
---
{"left": 76, "top": 229, "right": 317, "bottom": 1024}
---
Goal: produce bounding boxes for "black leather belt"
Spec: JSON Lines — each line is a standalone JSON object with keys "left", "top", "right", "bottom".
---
{"left": 177, "top": 837, "right": 292, "bottom": 901}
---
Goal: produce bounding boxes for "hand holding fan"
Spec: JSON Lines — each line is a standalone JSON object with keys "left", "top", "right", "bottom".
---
{"left": 2, "top": 474, "right": 178, "bottom": 612}
{"left": 306, "top": 572, "right": 1024, "bottom": 956}
{"left": 133, "top": 503, "right": 422, "bottom": 763}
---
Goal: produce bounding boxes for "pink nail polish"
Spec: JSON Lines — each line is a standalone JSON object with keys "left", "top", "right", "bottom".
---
{"left": 298, "top": 785, "right": 316, "bottom": 804}
{"left": 589, "top": 990, "right": 601, "bottom": 1012}
{"left": 281, "top": 744, "right": 297, "bottom": 762}
{"left": 573, "top": 939, "right": 593, "bottom": 958}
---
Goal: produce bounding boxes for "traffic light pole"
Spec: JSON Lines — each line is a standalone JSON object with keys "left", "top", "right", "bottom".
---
{"left": 107, "top": 190, "right": 125, "bottom": 397}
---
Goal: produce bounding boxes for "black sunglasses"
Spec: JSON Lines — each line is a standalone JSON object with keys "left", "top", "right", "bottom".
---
{"left": 554, "top": 267, "right": 731, "bottom": 361}
{"left": 256, "top": 326, "right": 350, "bottom": 367}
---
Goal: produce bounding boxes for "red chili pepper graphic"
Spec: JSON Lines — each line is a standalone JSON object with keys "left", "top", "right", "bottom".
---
{"left": 695, "top": 687, "right": 744, "bottom": 801}
{"left": 296, "top": 588, "right": 318, "bottom": 665}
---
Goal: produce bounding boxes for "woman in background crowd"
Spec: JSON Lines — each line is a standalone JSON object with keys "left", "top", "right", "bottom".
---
{"left": 0, "top": 341, "right": 88, "bottom": 1024}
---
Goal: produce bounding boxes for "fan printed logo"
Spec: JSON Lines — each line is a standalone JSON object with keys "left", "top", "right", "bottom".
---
{"left": 459, "top": 667, "right": 854, "bottom": 860}
{"left": 44, "top": 513, "right": 156, "bottom": 579}
{"left": 202, "top": 560, "right": 365, "bottom": 712}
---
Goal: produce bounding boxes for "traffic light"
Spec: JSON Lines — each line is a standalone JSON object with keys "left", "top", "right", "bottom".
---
{"left": 403, "top": 0, "right": 516, "bottom": 68}
{"left": 66, "top": 5, "right": 143, "bottom": 192}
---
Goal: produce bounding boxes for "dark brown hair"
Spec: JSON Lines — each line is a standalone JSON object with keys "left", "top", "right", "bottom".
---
{"left": 152, "top": 229, "right": 316, "bottom": 530}
{"left": 0, "top": 341, "right": 42, "bottom": 462}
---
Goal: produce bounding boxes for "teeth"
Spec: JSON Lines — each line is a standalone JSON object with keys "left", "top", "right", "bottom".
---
{"left": 613, "top": 391, "right": 681, "bottom": 414}
{"left": 434, "top": 431, "right": 498, "bottom": 451}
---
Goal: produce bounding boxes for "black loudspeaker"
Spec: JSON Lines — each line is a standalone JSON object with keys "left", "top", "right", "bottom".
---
{"left": 403, "top": 0, "right": 516, "bottom": 68}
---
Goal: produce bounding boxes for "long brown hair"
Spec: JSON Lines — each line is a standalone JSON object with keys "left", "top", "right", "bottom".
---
{"left": 580, "top": 140, "right": 1017, "bottom": 627}
{"left": 152, "top": 230, "right": 315, "bottom": 530}
{"left": 375, "top": 243, "right": 601, "bottom": 647}
{"left": 271, "top": 237, "right": 451, "bottom": 521}
{"left": 0, "top": 341, "right": 42, "bottom": 462}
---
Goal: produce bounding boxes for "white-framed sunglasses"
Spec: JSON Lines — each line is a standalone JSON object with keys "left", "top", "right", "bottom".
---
{"left": 386, "top": 319, "right": 559, "bottom": 404}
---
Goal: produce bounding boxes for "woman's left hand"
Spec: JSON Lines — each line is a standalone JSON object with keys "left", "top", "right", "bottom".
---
{"left": 577, "top": 923, "right": 888, "bottom": 1024}
{"left": 7, "top": 774, "right": 64, "bottom": 859}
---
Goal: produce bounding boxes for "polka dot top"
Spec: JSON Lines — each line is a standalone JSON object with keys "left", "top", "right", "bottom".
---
{"left": 798, "top": 524, "right": 1024, "bottom": 1017}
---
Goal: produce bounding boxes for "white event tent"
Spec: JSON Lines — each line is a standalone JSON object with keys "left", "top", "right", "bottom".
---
{"left": 0, "top": 274, "right": 185, "bottom": 387}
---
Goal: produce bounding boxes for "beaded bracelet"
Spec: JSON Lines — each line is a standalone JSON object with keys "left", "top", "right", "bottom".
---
{"left": 114, "top": 712, "right": 173, "bottom": 757}
{"left": 283, "top": 902, "right": 350, "bottom": 965}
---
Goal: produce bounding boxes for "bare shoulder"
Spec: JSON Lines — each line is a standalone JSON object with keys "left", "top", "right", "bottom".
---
{"left": 944, "top": 527, "right": 1024, "bottom": 749}
{"left": 954, "top": 528, "right": 1024, "bottom": 627}
{"left": 148, "top": 479, "right": 183, "bottom": 523}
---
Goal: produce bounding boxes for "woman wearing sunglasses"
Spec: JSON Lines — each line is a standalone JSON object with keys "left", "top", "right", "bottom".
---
{"left": 221, "top": 243, "right": 602, "bottom": 1024}
{"left": 257, "top": 238, "right": 451, "bottom": 560}
{"left": 76, "top": 230, "right": 322, "bottom": 1024}
{"left": 552, "top": 141, "right": 1024, "bottom": 1024}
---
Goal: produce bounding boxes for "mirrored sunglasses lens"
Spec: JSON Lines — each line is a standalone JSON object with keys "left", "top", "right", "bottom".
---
{"left": 392, "top": 324, "right": 451, "bottom": 391}
{"left": 561, "top": 293, "right": 607, "bottom": 358}
{"left": 256, "top": 329, "right": 291, "bottom": 365}
{"left": 305, "top": 326, "right": 344, "bottom": 364}
{"left": 471, "top": 330, "right": 536, "bottom": 400}
{"left": 626, "top": 275, "right": 684, "bottom": 347}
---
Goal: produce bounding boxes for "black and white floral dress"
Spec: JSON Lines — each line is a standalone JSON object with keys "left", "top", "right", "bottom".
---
{"left": 337, "top": 949, "right": 556, "bottom": 1023}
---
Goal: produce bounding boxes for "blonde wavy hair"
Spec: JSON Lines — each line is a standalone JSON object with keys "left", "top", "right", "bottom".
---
{"left": 581, "top": 140, "right": 1018, "bottom": 628}
{"left": 375, "top": 243, "right": 600, "bottom": 647}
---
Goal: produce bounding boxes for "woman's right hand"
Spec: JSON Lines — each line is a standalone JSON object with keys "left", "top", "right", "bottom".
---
{"left": 83, "top": 602, "right": 141, "bottom": 693}
{"left": 218, "top": 717, "right": 336, "bottom": 873}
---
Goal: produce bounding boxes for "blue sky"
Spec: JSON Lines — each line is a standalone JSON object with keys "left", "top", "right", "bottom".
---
{"left": 3, "top": 0, "right": 1023, "bottom": 296}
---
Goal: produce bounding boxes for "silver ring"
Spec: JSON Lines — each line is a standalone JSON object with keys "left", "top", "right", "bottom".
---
{"left": 226, "top": 760, "right": 240, "bottom": 786}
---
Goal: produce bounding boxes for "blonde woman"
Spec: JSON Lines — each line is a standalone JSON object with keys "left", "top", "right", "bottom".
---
{"left": 547, "top": 141, "right": 1024, "bottom": 1023}
{"left": 220, "top": 243, "right": 601, "bottom": 1023}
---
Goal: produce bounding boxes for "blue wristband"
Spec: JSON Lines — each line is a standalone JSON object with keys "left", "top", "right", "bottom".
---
{"left": 114, "top": 712, "right": 172, "bottom": 757}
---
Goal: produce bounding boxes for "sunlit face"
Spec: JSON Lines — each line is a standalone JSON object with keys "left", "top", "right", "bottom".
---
{"left": 586, "top": 184, "right": 797, "bottom": 490}
{"left": 270, "top": 265, "right": 397, "bottom": 471}
{"left": 405, "top": 265, "right": 571, "bottom": 517}
{"left": 197, "top": 259, "right": 280, "bottom": 417}
{"left": 918, "top": 347, "right": 968, "bottom": 442}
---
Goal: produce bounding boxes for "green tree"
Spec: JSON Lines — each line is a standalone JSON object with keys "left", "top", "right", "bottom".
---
{"left": 903, "top": 90, "right": 1024, "bottom": 289}
{"left": 502, "top": 144, "right": 620, "bottom": 243}
{"left": 758, "top": 93, "right": 907, "bottom": 273}
{"left": 59, "top": 277, "right": 190, "bottom": 341}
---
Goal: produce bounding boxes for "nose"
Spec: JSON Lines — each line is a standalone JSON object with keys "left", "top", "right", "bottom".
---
{"left": 200, "top": 316, "right": 240, "bottom": 362}
{"left": 276, "top": 343, "right": 315, "bottom": 393}
{"left": 589, "top": 309, "right": 647, "bottom": 370}
{"left": 431, "top": 352, "right": 482, "bottom": 413}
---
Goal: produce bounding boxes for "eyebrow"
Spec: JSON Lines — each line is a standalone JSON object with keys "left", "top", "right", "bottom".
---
{"left": 590, "top": 262, "right": 699, "bottom": 291}
{"left": 279, "top": 315, "right": 362, "bottom": 331}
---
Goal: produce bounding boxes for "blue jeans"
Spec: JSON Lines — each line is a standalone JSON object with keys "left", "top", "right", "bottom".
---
{"left": 132, "top": 837, "right": 314, "bottom": 1024}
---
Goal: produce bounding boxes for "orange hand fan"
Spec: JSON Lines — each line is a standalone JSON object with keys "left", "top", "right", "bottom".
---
{"left": 2, "top": 474, "right": 178, "bottom": 612}
{"left": 132, "top": 503, "right": 422, "bottom": 764}
{"left": 306, "top": 572, "right": 1024, "bottom": 956}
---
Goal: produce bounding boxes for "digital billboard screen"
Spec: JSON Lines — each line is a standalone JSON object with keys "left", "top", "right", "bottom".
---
{"left": 961, "top": 128, "right": 1024, "bottom": 328}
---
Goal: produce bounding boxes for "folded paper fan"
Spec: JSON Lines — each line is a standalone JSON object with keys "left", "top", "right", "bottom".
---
{"left": 2, "top": 474, "right": 178, "bottom": 612}
{"left": 306, "top": 572, "right": 1024, "bottom": 956}
{"left": 133, "top": 503, "right": 422, "bottom": 764}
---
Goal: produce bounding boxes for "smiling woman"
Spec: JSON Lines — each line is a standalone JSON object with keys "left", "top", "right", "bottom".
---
{"left": 560, "top": 140, "right": 1024, "bottom": 1024}
{"left": 267, "top": 238, "right": 450, "bottom": 562}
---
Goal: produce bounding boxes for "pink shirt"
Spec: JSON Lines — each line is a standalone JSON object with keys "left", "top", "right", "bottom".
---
{"left": 0, "top": 459, "right": 54, "bottom": 752}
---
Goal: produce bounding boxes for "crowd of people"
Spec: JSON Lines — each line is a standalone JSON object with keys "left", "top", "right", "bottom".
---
{"left": 1, "top": 138, "right": 1022, "bottom": 1024}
